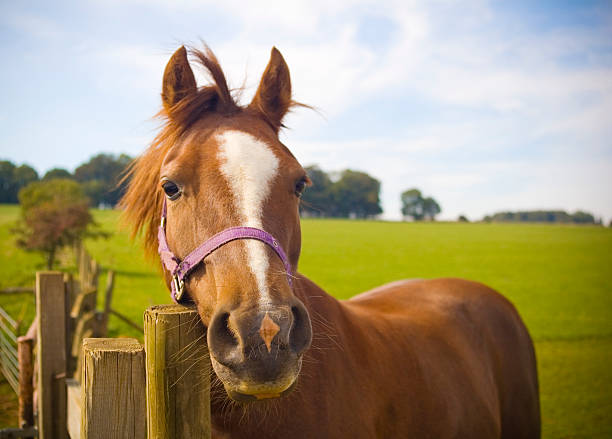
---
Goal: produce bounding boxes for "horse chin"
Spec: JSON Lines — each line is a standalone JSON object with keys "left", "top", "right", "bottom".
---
{"left": 211, "top": 356, "right": 302, "bottom": 404}
{"left": 226, "top": 380, "right": 298, "bottom": 403}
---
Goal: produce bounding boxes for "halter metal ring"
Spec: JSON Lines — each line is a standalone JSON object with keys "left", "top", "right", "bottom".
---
{"left": 172, "top": 275, "right": 185, "bottom": 302}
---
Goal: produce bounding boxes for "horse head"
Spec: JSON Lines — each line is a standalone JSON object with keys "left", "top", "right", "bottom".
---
{"left": 122, "top": 45, "right": 312, "bottom": 402}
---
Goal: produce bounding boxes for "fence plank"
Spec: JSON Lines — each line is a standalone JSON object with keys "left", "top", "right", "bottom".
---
{"left": 66, "top": 379, "right": 81, "bottom": 439}
{"left": 36, "top": 272, "right": 67, "bottom": 439}
{"left": 80, "top": 338, "right": 146, "bottom": 439}
{"left": 0, "top": 306, "right": 18, "bottom": 329}
{"left": 144, "top": 305, "right": 211, "bottom": 439}
{"left": 99, "top": 271, "right": 115, "bottom": 335}
{"left": 17, "top": 336, "right": 34, "bottom": 427}
{"left": 0, "top": 364, "right": 18, "bottom": 393}
{"left": 71, "top": 312, "right": 97, "bottom": 359}
{"left": 70, "top": 289, "right": 97, "bottom": 320}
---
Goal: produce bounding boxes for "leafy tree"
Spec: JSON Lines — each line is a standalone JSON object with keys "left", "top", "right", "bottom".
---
{"left": 80, "top": 180, "right": 107, "bottom": 206}
{"left": 423, "top": 197, "right": 441, "bottom": 220}
{"left": 14, "top": 179, "right": 97, "bottom": 269}
{"left": 0, "top": 160, "right": 39, "bottom": 203}
{"left": 0, "top": 161, "right": 17, "bottom": 203}
{"left": 458, "top": 214, "right": 469, "bottom": 222}
{"left": 74, "top": 153, "right": 132, "bottom": 206}
{"left": 401, "top": 189, "right": 424, "bottom": 220}
{"left": 300, "top": 165, "right": 334, "bottom": 217}
{"left": 299, "top": 166, "right": 383, "bottom": 218}
{"left": 332, "top": 170, "right": 382, "bottom": 218}
{"left": 401, "top": 189, "right": 441, "bottom": 221}
{"left": 13, "top": 165, "right": 39, "bottom": 188}
{"left": 571, "top": 211, "right": 595, "bottom": 224}
{"left": 43, "top": 168, "right": 73, "bottom": 180}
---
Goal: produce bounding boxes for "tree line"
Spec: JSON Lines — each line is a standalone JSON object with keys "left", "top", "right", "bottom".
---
{"left": 0, "top": 154, "right": 132, "bottom": 207}
{"left": 3, "top": 155, "right": 605, "bottom": 225}
{"left": 2, "top": 158, "right": 442, "bottom": 220}
{"left": 300, "top": 166, "right": 384, "bottom": 218}
{"left": 483, "top": 210, "right": 600, "bottom": 224}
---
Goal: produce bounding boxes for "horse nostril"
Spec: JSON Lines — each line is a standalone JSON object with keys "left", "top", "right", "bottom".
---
{"left": 208, "top": 311, "right": 240, "bottom": 367}
{"left": 289, "top": 303, "right": 312, "bottom": 356}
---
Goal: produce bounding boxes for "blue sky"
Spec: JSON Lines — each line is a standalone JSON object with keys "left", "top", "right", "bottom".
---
{"left": 1, "top": 0, "right": 611, "bottom": 221}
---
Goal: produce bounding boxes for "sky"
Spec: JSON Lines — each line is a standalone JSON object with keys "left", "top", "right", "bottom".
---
{"left": 1, "top": 0, "right": 611, "bottom": 222}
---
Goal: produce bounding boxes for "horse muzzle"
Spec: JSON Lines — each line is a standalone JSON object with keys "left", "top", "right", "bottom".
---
{"left": 207, "top": 300, "right": 312, "bottom": 402}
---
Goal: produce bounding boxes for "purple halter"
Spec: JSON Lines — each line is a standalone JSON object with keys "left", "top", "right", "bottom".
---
{"left": 157, "top": 199, "right": 293, "bottom": 303}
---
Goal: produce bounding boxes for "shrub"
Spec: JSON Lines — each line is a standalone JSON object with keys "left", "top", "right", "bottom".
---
{"left": 14, "top": 179, "right": 101, "bottom": 268}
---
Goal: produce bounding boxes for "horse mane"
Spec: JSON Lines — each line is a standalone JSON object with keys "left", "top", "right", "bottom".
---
{"left": 119, "top": 45, "right": 240, "bottom": 258}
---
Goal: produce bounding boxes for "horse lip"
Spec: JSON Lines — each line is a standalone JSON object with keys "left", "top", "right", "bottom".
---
{"left": 227, "top": 380, "right": 297, "bottom": 403}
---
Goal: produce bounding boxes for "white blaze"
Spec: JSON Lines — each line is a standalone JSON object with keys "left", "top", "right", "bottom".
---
{"left": 217, "top": 130, "right": 279, "bottom": 306}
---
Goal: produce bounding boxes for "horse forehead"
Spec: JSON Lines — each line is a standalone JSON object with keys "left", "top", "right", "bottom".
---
{"left": 215, "top": 130, "right": 281, "bottom": 195}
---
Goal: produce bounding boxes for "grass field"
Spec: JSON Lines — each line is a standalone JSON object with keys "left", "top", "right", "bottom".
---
{"left": 1, "top": 204, "right": 611, "bottom": 437}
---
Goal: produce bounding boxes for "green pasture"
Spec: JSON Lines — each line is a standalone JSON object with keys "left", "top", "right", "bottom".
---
{"left": 0, "top": 204, "right": 611, "bottom": 437}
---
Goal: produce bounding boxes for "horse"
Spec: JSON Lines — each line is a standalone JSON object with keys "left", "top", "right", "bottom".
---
{"left": 121, "top": 45, "right": 540, "bottom": 438}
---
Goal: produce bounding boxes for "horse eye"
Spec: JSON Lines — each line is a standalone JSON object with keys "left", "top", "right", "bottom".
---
{"left": 294, "top": 178, "right": 308, "bottom": 198}
{"left": 162, "top": 180, "right": 181, "bottom": 200}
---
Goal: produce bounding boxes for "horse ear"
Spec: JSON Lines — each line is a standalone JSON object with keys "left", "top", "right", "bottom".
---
{"left": 162, "top": 46, "right": 197, "bottom": 111}
{"left": 250, "top": 47, "right": 292, "bottom": 132}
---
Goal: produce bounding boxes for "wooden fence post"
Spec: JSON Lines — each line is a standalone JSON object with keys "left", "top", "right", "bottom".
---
{"left": 17, "top": 336, "right": 34, "bottom": 428}
{"left": 36, "top": 272, "right": 67, "bottom": 439}
{"left": 78, "top": 338, "right": 146, "bottom": 439}
{"left": 144, "top": 305, "right": 211, "bottom": 439}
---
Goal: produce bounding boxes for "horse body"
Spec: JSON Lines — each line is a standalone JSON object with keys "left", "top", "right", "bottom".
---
{"left": 122, "top": 44, "right": 540, "bottom": 438}
{"left": 211, "top": 276, "right": 539, "bottom": 438}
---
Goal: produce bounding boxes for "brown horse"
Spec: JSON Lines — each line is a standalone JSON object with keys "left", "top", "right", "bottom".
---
{"left": 121, "top": 45, "right": 540, "bottom": 438}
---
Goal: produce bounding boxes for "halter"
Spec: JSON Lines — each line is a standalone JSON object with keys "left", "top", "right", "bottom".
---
{"left": 157, "top": 199, "right": 293, "bottom": 303}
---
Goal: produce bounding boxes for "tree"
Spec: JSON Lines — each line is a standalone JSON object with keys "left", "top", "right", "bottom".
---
{"left": 401, "top": 188, "right": 441, "bottom": 221}
{"left": 74, "top": 153, "right": 132, "bottom": 206}
{"left": 0, "top": 160, "right": 39, "bottom": 203}
{"left": 300, "top": 165, "right": 334, "bottom": 217}
{"left": 332, "top": 170, "right": 382, "bottom": 218}
{"left": 43, "top": 168, "right": 73, "bottom": 180}
{"left": 401, "top": 189, "right": 424, "bottom": 220}
{"left": 458, "top": 214, "right": 469, "bottom": 222}
{"left": 571, "top": 211, "right": 595, "bottom": 224}
{"left": 0, "top": 161, "right": 17, "bottom": 203}
{"left": 14, "top": 179, "right": 96, "bottom": 269}
{"left": 13, "top": 165, "right": 39, "bottom": 189}
{"left": 423, "top": 197, "right": 441, "bottom": 220}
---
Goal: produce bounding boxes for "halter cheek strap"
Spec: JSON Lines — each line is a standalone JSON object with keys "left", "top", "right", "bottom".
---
{"left": 157, "top": 200, "right": 293, "bottom": 303}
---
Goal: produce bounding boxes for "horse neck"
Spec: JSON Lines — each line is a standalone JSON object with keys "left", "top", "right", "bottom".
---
{"left": 293, "top": 273, "right": 346, "bottom": 340}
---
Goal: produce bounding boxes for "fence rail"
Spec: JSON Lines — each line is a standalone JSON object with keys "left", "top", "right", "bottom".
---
{"left": 0, "top": 305, "right": 19, "bottom": 394}
{"left": 0, "top": 287, "right": 34, "bottom": 295}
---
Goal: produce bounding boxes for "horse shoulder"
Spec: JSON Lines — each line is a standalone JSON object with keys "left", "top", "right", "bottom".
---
{"left": 343, "top": 278, "right": 539, "bottom": 438}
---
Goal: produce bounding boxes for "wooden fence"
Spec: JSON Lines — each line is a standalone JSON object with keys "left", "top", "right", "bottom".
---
{"left": 67, "top": 305, "right": 211, "bottom": 439}
{"left": 0, "top": 243, "right": 123, "bottom": 439}
{"left": 3, "top": 270, "right": 211, "bottom": 438}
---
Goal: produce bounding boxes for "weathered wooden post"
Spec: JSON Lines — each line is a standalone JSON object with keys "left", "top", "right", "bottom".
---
{"left": 36, "top": 272, "right": 67, "bottom": 439}
{"left": 78, "top": 338, "right": 146, "bottom": 439}
{"left": 144, "top": 305, "right": 211, "bottom": 439}
{"left": 17, "top": 335, "right": 34, "bottom": 427}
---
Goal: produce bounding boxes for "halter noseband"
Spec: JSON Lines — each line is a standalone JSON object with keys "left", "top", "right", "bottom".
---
{"left": 157, "top": 199, "right": 293, "bottom": 303}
